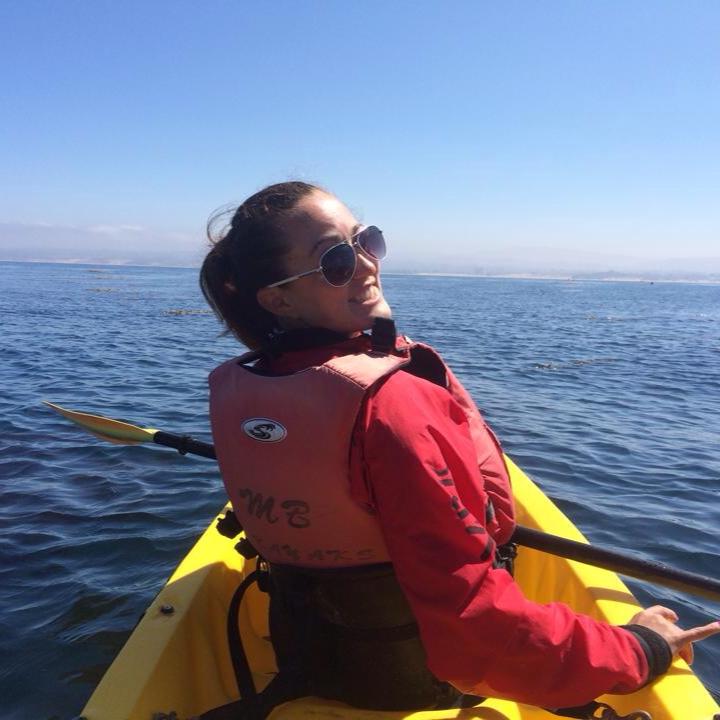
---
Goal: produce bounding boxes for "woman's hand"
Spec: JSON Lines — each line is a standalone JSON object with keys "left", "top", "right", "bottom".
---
{"left": 629, "top": 605, "right": 720, "bottom": 664}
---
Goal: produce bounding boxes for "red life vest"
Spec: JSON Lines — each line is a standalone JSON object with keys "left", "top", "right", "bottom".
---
{"left": 208, "top": 339, "right": 513, "bottom": 568}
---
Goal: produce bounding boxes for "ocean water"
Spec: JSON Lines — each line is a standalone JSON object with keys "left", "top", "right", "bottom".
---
{"left": 1, "top": 261, "right": 718, "bottom": 719}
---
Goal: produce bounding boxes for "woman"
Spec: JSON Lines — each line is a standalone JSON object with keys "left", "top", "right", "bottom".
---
{"left": 200, "top": 181, "right": 718, "bottom": 714}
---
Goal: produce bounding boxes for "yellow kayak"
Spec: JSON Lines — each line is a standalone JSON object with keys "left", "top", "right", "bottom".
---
{"left": 80, "top": 458, "right": 719, "bottom": 720}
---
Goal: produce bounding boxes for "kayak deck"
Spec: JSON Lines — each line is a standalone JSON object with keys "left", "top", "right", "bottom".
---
{"left": 81, "top": 458, "right": 719, "bottom": 719}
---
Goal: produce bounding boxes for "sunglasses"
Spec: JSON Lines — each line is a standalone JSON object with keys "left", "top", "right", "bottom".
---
{"left": 265, "top": 225, "right": 387, "bottom": 288}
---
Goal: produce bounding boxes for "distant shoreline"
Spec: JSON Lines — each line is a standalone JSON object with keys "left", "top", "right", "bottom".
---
{"left": 2, "top": 258, "right": 719, "bottom": 285}
{"left": 406, "top": 271, "right": 720, "bottom": 285}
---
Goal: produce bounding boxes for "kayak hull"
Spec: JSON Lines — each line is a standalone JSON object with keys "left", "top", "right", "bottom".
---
{"left": 81, "top": 458, "right": 719, "bottom": 719}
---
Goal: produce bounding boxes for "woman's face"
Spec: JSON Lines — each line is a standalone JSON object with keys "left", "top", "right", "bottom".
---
{"left": 257, "top": 191, "right": 392, "bottom": 336}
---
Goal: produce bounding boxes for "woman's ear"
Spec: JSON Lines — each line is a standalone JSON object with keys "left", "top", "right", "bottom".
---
{"left": 256, "top": 286, "right": 296, "bottom": 318}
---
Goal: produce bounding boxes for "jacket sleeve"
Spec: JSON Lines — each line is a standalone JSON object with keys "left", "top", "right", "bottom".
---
{"left": 350, "top": 370, "right": 651, "bottom": 709}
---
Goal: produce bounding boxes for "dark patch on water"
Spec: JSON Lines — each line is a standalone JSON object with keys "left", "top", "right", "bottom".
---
{"left": 163, "top": 308, "right": 213, "bottom": 316}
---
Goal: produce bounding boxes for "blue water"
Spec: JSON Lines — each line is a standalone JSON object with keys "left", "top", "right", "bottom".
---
{"left": 1, "top": 261, "right": 718, "bottom": 719}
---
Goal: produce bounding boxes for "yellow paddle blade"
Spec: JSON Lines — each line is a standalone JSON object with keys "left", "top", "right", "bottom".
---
{"left": 43, "top": 401, "right": 159, "bottom": 445}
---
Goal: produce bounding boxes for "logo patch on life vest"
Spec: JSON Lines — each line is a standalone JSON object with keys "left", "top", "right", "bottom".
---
{"left": 242, "top": 418, "right": 287, "bottom": 443}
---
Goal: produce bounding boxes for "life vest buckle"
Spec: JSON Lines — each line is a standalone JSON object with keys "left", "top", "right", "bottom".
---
{"left": 235, "top": 538, "right": 259, "bottom": 559}
{"left": 216, "top": 509, "right": 244, "bottom": 539}
{"left": 256, "top": 559, "right": 271, "bottom": 593}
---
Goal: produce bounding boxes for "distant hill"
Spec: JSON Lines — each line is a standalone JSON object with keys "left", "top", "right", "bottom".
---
{"left": 0, "top": 222, "right": 204, "bottom": 267}
{"left": 384, "top": 245, "right": 720, "bottom": 282}
{"left": 2, "top": 222, "right": 719, "bottom": 282}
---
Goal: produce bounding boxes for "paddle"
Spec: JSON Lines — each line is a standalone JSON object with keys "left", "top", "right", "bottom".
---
{"left": 44, "top": 401, "right": 720, "bottom": 602}
{"left": 43, "top": 401, "right": 216, "bottom": 459}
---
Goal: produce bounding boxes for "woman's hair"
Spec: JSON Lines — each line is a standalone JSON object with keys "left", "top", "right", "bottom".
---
{"left": 200, "top": 181, "right": 322, "bottom": 349}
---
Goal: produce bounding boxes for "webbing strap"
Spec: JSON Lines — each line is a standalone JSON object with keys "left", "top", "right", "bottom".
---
{"left": 226, "top": 570, "right": 259, "bottom": 701}
{"left": 198, "top": 568, "right": 308, "bottom": 720}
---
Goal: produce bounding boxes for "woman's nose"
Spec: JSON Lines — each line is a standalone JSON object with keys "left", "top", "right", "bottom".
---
{"left": 353, "top": 247, "right": 377, "bottom": 277}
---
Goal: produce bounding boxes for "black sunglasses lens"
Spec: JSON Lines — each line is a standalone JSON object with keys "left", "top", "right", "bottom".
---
{"left": 358, "top": 226, "right": 387, "bottom": 260}
{"left": 321, "top": 243, "right": 356, "bottom": 286}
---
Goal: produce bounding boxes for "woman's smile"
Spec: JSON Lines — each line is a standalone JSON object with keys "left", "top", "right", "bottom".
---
{"left": 349, "top": 283, "right": 380, "bottom": 305}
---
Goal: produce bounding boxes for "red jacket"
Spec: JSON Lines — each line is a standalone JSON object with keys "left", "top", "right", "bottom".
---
{"left": 255, "top": 332, "right": 650, "bottom": 708}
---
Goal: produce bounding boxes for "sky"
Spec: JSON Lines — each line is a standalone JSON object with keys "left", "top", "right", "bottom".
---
{"left": 1, "top": 1, "right": 719, "bottom": 273}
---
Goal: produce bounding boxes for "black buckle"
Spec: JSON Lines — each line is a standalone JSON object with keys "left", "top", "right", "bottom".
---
{"left": 235, "top": 538, "right": 259, "bottom": 559}
{"left": 216, "top": 509, "right": 243, "bottom": 539}
{"left": 257, "top": 559, "right": 271, "bottom": 593}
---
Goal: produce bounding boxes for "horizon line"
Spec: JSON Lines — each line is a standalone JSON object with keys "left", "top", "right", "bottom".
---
{"left": 3, "top": 259, "right": 719, "bottom": 285}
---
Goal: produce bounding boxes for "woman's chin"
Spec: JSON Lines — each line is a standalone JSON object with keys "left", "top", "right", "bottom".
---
{"left": 353, "top": 298, "right": 393, "bottom": 331}
{"left": 372, "top": 299, "right": 393, "bottom": 320}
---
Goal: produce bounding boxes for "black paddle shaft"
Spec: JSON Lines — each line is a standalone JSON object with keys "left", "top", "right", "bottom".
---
{"left": 153, "top": 431, "right": 216, "bottom": 460}
{"left": 512, "top": 525, "right": 720, "bottom": 602}
{"left": 148, "top": 429, "right": 720, "bottom": 602}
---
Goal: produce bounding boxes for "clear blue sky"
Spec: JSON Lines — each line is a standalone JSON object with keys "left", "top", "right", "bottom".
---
{"left": 2, "top": 1, "right": 719, "bottom": 269}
